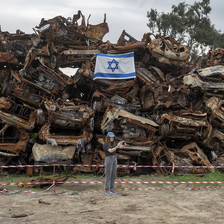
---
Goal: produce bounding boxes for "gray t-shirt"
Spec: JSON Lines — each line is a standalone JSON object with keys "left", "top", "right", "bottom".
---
{"left": 103, "top": 143, "right": 116, "bottom": 157}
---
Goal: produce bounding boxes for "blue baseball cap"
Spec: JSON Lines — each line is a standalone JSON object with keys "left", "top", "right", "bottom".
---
{"left": 107, "top": 132, "right": 115, "bottom": 138}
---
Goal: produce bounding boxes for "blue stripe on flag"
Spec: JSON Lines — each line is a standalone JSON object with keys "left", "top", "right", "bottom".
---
{"left": 93, "top": 72, "right": 136, "bottom": 80}
{"left": 95, "top": 52, "right": 134, "bottom": 58}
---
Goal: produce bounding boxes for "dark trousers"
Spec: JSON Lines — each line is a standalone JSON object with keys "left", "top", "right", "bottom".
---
{"left": 104, "top": 155, "right": 117, "bottom": 191}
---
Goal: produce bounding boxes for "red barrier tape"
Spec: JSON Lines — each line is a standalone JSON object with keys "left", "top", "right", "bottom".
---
{"left": 1, "top": 186, "right": 224, "bottom": 195}
{"left": 121, "top": 186, "right": 224, "bottom": 191}
{"left": 0, "top": 164, "right": 223, "bottom": 169}
{"left": 1, "top": 180, "right": 224, "bottom": 186}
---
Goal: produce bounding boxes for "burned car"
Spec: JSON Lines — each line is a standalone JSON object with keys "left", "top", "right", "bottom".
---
{"left": 33, "top": 100, "right": 94, "bottom": 163}
{"left": 183, "top": 65, "right": 224, "bottom": 97}
{"left": 159, "top": 111, "right": 209, "bottom": 140}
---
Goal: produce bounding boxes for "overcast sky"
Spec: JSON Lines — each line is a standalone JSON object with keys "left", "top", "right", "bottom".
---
{"left": 0, "top": 0, "right": 223, "bottom": 43}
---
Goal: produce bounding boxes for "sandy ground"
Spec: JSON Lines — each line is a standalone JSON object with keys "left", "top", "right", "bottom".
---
{"left": 0, "top": 181, "right": 224, "bottom": 224}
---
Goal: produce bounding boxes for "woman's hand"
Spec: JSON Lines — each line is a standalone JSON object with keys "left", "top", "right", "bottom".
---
{"left": 117, "top": 141, "right": 126, "bottom": 149}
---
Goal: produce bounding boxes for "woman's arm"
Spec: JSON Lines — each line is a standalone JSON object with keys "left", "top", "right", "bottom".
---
{"left": 108, "top": 145, "right": 119, "bottom": 153}
{"left": 108, "top": 141, "right": 125, "bottom": 153}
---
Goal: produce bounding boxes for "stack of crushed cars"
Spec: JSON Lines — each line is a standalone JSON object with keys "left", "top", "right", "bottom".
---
{"left": 0, "top": 10, "right": 224, "bottom": 175}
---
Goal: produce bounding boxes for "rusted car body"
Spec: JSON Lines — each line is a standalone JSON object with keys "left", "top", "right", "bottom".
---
{"left": 0, "top": 125, "right": 29, "bottom": 156}
{"left": 159, "top": 111, "right": 209, "bottom": 140}
{"left": 183, "top": 65, "right": 224, "bottom": 93}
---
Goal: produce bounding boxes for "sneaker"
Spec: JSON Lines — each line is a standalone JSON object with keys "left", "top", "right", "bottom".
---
{"left": 105, "top": 190, "right": 112, "bottom": 196}
{"left": 110, "top": 189, "right": 118, "bottom": 195}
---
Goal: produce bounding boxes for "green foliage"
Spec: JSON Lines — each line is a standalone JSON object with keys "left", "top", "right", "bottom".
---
{"left": 147, "top": 0, "right": 223, "bottom": 57}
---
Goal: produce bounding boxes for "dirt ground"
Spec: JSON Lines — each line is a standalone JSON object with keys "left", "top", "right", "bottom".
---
{"left": 1, "top": 180, "right": 224, "bottom": 224}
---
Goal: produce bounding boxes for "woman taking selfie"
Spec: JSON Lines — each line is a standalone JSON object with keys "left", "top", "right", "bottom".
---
{"left": 103, "top": 132, "right": 125, "bottom": 196}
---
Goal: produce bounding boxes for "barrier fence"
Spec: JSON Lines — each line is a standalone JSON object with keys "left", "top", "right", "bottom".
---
{"left": 1, "top": 163, "right": 224, "bottom": 193}
{"left": 1, "top": 181, "right": 224, "bottom": 187}
{"left": 1, "top": 186, "right": 224, "bottom": 195}
{"left": 0, "top": 164, "right": 224, "bottom": 169}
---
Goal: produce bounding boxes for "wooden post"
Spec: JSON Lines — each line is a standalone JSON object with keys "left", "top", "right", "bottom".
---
{"left": 26, "top": 167, "right": 33, "bottom": 176}
{"left": 53, "top": 165, "right": 56, "bottom": 194}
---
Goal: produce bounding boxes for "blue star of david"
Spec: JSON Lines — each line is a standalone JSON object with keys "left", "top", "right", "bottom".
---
{"left": 107, "top": 59, "right": 119, "bottom": 72}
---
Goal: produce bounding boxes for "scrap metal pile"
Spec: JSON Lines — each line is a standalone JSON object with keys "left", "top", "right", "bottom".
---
{"left": 0, "top": 10, "right": 224, "bottom": 175}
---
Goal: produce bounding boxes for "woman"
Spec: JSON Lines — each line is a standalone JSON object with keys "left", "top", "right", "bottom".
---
{"left": 103, "top": 132, "right": 125, "bottom": 196}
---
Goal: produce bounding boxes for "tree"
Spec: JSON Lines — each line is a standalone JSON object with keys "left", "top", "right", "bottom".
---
{"left": 147, "top": 0, "right": 223, "bottom": 59}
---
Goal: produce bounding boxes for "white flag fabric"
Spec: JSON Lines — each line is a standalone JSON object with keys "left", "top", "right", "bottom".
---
{"left": 93, "top": 52, "right": 136, "bottom": 80}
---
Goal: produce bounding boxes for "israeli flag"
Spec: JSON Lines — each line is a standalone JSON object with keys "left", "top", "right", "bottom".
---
{"left": 93, "top": 52, "right": 136, "bottom": 80}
